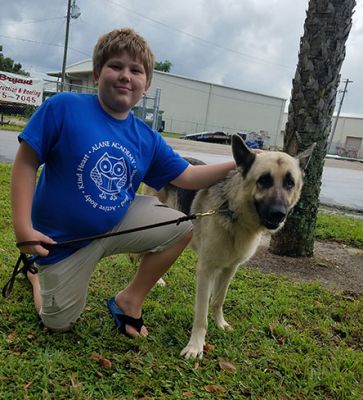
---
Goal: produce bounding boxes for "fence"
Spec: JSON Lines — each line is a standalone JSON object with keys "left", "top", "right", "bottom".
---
{"left": 1, "top": 79, "right": 163, "bottom": 131}
{"left": 0, "top": 102, "right": 33, "bottom": 128}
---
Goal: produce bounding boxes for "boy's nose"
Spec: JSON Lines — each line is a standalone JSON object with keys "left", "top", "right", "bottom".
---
{"left": 119, "top": 69, "right": 131, "bottom": 82}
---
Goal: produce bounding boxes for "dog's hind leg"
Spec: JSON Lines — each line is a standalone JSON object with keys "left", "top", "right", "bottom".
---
{"left": 210, "top": 265, "right": 238, "bottom": 330}
{"left": 180, "top": 262, "right": 214, "bottom": 359}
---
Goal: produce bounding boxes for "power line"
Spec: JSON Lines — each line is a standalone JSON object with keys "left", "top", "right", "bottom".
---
{"left": 0, "top": 34, "right": 89, "bottom": 57}
{"left": 0, "top": 16, "right": 65, "bottom": 27}
{"left": 103, "top": 0, "right": 292, "bottom": 70}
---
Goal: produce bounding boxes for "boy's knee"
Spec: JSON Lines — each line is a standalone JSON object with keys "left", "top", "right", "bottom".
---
{"left": 43, "top": 321, "right": 74, "bottom": 333}
{"left": 41, "top": 311, "right": 79, "bottom": 332}
{"left": 40, "top": 296, "right": 84, "bottom": 333}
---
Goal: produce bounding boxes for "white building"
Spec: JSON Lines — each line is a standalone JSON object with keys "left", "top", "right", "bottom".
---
{"left": 48, "top": 60, "right": 363, "bottom": 157}
{"left": 48, "top": 59, "right": 286, "bottom": 148}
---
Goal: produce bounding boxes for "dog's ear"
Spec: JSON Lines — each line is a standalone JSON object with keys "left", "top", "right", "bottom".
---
{"left": 295, "top": 143, "right": 316, "bottom": 171}
{"left": 231, "top": 134, "right": 256, "bottom": 176}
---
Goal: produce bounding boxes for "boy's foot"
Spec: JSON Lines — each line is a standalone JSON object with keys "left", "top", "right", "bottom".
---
{"left": 108, "top": 296, "right": 148, "bottom": 337}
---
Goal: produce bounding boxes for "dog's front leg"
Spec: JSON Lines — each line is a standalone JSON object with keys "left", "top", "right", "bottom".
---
{"left": 210, "top": 265, "right": 238, "bottom": 330}
{"left": 180, "top": 264, "right": 213, "bottom": 359}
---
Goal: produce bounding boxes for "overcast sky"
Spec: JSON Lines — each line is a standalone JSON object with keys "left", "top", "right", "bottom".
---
{"left": 1, "top": 0, "right": 362, "bottom": 117}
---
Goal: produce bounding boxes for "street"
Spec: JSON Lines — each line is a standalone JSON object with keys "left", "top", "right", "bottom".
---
{"left": 1, "top": 130, "right": 362, "bottom": 211}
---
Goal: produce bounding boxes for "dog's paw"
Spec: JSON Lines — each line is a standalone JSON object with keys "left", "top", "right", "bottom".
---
{"left": 180, "top": 342, "right": 204, "bottom": 359}
{"left": 215, "top": 319, "right": 233, "bottom": 331}
{"left": 215, "top": 318, "right": 233, "bottom": 331}
{"left": 213, "top": 311, "right": 233, "bottom": 330}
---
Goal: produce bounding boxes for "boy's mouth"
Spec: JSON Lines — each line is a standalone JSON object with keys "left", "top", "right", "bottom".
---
{"left": 115, "top": 86, "right": 131, "bottom": 92}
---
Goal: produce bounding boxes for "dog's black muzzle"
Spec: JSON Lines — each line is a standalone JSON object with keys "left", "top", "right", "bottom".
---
{"left": 255, "top": 200, "right": 287, "bottom": 230}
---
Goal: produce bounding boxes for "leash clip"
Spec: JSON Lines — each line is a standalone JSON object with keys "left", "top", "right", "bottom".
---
{"left": 195, "top": 209, "right": 217, "bottom": 218}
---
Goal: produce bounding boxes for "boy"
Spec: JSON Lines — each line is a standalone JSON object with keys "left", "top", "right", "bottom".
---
{"left": 11, "top": 28, "right": 236, "bottom": 338}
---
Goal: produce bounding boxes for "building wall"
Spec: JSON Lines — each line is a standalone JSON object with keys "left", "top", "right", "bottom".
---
{"left": 54, "top": 61, "right": 286, "bottom": 146}
{"left": 148, "top": 72, "right": 210, "bottom": 134}
{"left": 149, "top": 71, "right": 286, "bottom": 145}
{"left": 55, "top": 60, "right": 363, "bottom": 157}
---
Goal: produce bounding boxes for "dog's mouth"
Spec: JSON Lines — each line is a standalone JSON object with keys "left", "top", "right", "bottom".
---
{"left": 261, "top": 218, "right": 285, "bottom": 230}
{"left": 255, "top": 201, "right": 287, "bottom": 230}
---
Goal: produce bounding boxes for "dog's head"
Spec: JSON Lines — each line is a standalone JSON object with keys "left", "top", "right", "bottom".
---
{"left": 231, "top": 134, "right": 315, "bottom": 231}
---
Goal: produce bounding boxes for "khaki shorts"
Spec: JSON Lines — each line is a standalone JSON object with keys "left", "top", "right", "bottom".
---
{"left": 37, "top": 195, "right": 193, "bottom": 331}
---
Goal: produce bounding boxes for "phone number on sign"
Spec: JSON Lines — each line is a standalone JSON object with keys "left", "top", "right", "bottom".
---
{"left": 1, "top": 91, "right": 39, "bottom": 104}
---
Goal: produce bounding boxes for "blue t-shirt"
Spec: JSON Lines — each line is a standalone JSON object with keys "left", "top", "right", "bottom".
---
{"left": 19, "top": 92, "right": 188, "bottom": 265}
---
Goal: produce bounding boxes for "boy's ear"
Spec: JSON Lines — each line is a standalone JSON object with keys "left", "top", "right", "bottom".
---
{"left": 93, "top": 70, "right": 99, "bottom": 84}
{"left": 144, "top": 80, "right": 151, "bottom": 94}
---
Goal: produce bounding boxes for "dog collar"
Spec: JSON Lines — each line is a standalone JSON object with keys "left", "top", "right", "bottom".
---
{"left": 218, "top": 200, "right": 238, "bottom": 223}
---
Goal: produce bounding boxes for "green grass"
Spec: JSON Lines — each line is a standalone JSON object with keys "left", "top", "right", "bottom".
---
{"left": 0, "top": 124, "right": 23, "bottom": 132}
{"left": 161, "top": 132, "right": 184, "bottom": 139}
{"left": 316, "top": 212, "right": 363, "bottom": 249}
{"left": 0, "top": 163, "right": 362, "bottom": 399}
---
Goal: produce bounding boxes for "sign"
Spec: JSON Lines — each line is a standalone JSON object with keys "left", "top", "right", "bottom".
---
{"left": 0, "top": 71, "right": 43, "bottom": 106}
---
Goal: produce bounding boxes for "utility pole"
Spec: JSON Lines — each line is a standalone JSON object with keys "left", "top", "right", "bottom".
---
{"left": 327, "top": 78, "right": 353, "bottom": 153}
{"left": 60, "top": 0, "right": 72, "bottom": 92}
{"left": 60, "top": 0, "right": 81, "bottom": 92}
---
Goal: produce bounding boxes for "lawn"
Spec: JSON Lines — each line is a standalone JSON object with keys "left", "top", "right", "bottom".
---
{"left": 0, "top": 163, "right": 362, "bottom": 399}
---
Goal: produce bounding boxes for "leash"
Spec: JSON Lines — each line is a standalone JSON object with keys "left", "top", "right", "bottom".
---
{"left": 2, "top": 209, "right": 219, "bottom": 298}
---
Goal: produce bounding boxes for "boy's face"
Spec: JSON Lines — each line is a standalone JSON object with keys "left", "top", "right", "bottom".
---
{"left": 94, "top": 52, "right": 150, "bottom": 120}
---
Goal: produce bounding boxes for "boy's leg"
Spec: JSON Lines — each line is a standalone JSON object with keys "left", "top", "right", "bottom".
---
{"left": 36, "top": 240, "right": 104, "bottom": 331}
{"left": 27, "top": 270, "right": 41, "bottom": 314}
{"left": 101, "top": 195, "right": 193, "bottom": 337}
{"left": 28, "top": 195, "right": 192, "bottom": 334}
{"left": 115, "top": 230, "right": 192, "bottom": 336}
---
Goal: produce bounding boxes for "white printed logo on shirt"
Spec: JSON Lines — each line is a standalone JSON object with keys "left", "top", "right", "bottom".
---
{"left": 90, "top": 153, "right": 127, "bottom": 200}
{"left": 76, "top": 140, "right": 137, "bottom": 212}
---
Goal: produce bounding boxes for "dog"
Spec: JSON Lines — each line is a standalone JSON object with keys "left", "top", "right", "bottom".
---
{"left": 143, "top": 134, "right": 315, "bottom": 359}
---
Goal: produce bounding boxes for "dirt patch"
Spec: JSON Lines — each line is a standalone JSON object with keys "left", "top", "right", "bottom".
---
{"left": 246, "top": 234, "right": 363, "bottom": 295}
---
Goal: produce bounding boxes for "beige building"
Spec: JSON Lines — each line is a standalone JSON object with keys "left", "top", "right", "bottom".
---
{"left": 48, "top": 60, "right": 363, "bottom": 157}
{"left": 48, "top": 59, "right": 286, "bottom": 148}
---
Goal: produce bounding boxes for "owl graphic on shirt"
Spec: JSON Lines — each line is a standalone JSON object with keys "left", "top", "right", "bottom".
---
{"left": 90, "top": 153, "right": 127, "bottom": 200}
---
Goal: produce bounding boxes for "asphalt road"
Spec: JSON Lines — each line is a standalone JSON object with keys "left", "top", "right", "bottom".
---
{"left": 1, "top": 130, "right": 362, "bottom": 211}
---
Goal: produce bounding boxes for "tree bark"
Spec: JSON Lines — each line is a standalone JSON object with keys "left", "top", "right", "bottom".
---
{"left": 270, "top": 0, "right": 356, "bottom": 257}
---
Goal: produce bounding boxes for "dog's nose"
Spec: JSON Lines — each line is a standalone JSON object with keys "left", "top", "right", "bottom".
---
{"left": 255, "top": 200, "right": 288, "bottom": 230}
{"left": 268, "top": 205, "right": 287, "bottom": 225}
{"left": 260, "top": 203, "right": 287, "bottom": 230}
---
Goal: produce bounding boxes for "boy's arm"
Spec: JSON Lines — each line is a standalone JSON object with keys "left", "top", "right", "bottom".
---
{"left": 11, "top": 141, "right": 56, "bottom": 257}
{"left": 170, "top": 160, "right": 236, "bottom": 190}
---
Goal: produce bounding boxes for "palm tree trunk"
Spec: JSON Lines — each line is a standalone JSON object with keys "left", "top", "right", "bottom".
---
{"left": 270, "top": 0, "right": 356, "bottom": 257}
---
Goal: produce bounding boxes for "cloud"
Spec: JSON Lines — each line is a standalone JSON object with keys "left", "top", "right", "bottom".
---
{"left": 0, "top": 0, "right": 362, "bottom": 116}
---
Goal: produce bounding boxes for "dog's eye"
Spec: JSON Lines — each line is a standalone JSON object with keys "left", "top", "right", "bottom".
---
{"left": 257, "top": 173, "right": 273, "bottom": 189}
{"left": 284, "top": 174, "right": 295, "bottom": 191}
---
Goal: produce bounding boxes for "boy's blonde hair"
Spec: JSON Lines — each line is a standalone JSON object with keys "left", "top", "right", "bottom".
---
{"left": 93, "top": 28, "right": 155, "bottom": 84}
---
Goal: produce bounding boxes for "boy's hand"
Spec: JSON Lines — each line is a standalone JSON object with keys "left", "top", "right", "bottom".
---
{"left": 16, "top": 229, "right": 57, "bottom": 257}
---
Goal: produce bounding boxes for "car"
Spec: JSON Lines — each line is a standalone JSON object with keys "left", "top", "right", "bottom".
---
{"left": 184, "top": 131, "right": 231, "bottom": 144}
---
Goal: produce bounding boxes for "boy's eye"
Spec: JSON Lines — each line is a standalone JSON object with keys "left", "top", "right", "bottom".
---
{"left": 132, "top": 67, "right": 144, "bottom": 74}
